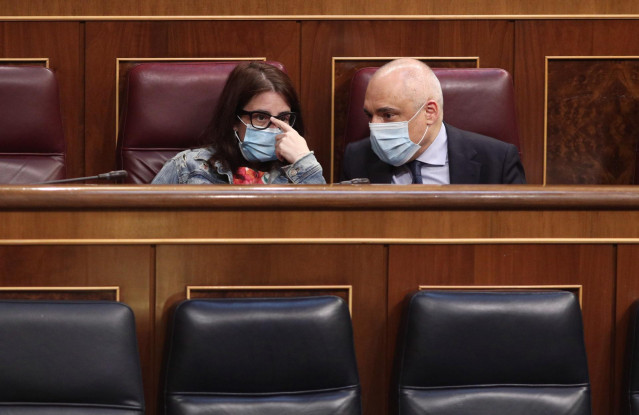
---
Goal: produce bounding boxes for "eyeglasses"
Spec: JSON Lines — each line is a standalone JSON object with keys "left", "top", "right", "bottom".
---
{"left": 238, "top": 110, "right": 297, "bottom": 130}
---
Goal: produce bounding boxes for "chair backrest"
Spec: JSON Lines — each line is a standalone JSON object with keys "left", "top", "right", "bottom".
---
{"left": 396, "top": 291, "right": 591, "bottom": 415}
{"left": 343, "top": 67, "right": 520, "bottom": 150}
{"left": 628, "top": 299, "right": 639, "bottom": 414}
{"left": 0, "top": 66, "right": 66, "bottom": 184}
{"left": 164, "top": 296, "right": 361, "bottom": 415}
{"left": 117, "top": 61, "right": 285, "bottom": 184}
{"left": 0, "top": 300, "right": 144, "bottom": 414}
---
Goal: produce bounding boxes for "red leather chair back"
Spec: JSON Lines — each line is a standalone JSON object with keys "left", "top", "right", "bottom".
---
{"left": 0, "top": 66, "right": 66, "bottom": 184}
{"left": 117, "top": 61, "right": 285, "bottom": 184}
{"left": 343, "top": 67, "right": 520, "bottom": 150}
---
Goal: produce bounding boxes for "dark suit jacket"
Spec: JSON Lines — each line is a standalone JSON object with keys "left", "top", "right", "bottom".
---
{"left": 340, "top": 123, "right": 526, "bottom": 184}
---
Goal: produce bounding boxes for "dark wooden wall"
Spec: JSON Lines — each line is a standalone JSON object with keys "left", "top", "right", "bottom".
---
{"left": 2, "top": 18, "right": 639, "bottom": 183}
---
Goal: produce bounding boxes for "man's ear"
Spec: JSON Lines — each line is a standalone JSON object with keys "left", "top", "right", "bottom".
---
{"left": 424, "top": 100, "right": 439, "bottom": 124}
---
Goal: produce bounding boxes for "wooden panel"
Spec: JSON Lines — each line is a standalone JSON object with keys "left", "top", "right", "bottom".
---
{"left": 387, "top": 244, "right": 615, "bottom": 415}
{"left": 85, "top": 21, "right": 300, "bottom": 176}
{"left": 0, "top": 22, "right": 84, "bottom": 178}
{"left": 332, "top": 57, "right": 478, "bottom": 182}
{"left": 615, "top": 245, "right": 639, "bottom": 415}
{"left": 515, "top": 20, "right": 639, "bottom": 184}
{"left": 1, "top": 0, "right": 639, "bottom": 16}
{"left": 0, "top": 287, "right": 117, "bottom": 300}
{"left": 0, "top": 245, "right": 154, "bottom": 413}
{"left": 546, "top": 58, "right": 639, "bottom": 184}
{"left": 301, "top": 20, "right": 514, "bottom": 182}
{"left": 155, "top": 244, "right": 387, "bottom": 415}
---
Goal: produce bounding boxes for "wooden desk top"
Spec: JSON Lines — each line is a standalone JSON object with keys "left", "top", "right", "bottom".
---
{"left": 1, "top": 184, "right": 639, "bottom": 210}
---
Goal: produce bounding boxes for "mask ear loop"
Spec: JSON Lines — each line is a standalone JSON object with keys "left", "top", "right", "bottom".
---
{"left": 416, "top": 124, "right": 429, "bottom": 146}
{"left": 408, "top": 101, "right": 428, "bottom": 122}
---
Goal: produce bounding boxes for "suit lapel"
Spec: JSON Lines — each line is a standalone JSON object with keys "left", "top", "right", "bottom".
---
{"left": 368, "top": 157, "right": 394, "bottom": 183}
{"left": 446, "top": 124, "right": 481, "bottom": 184}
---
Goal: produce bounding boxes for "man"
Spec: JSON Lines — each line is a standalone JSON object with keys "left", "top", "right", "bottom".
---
{"left": 340, "top": 58, "right": 526, "bottom": 184}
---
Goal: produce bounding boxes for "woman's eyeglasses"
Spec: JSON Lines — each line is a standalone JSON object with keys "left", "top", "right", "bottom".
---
{"left": 238, "top": 110, "right": 297, "bottom": 130}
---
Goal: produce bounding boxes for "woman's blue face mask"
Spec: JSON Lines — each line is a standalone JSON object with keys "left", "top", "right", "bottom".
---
{"left": 235, "top": 116, "right": 280, "bottom": 162}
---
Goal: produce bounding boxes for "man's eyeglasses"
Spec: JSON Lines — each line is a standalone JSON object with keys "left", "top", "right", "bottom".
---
{"left": 238, "top": 110, "right": 297, "bottom": 130}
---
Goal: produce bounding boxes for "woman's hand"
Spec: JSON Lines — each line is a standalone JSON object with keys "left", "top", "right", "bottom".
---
{"left": 270, "top": 117, "right": 311, "bottom": 164}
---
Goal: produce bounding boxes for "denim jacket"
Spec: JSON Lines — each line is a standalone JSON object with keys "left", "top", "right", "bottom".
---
{"left": 151, "top": 147, "right": 326, "bottom": 184}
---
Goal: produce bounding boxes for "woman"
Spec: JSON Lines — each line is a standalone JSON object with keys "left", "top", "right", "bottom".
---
{"left": 152, "top": 61, "right": 325, "bottom": 184}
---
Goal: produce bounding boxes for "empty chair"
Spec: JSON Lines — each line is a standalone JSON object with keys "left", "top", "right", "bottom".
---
{"left": 0, "top": 66, "right": 66, "bottom": 184}
{"left": 396, "top": 291, "right": 591, "bottom": 415}
{"left": 117, "top": 61, "right": 285, "bottom": 183}
{"left": 164, "top": 296, "right": 361, "bottom": 415}
{"left": 342, "top": 67, "right": 520, "bottom": 150}
{"left": 0, "top": 300, "right": 144, "bottom": 414}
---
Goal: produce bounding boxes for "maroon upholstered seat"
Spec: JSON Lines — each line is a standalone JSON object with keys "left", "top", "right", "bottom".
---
{"left": 117, "top": 61, "right": 285, "bottom": 184}
{"left": 343, "top": 67, "right": 520, "bottom": 150}
{"left": 0, "top": 66, "right": 66, "bottom": 184}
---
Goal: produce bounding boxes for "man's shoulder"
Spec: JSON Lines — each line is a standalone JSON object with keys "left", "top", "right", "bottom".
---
{"left": 345, "top": 137, "right": 373, "bottom": 154}
{"left": 446, "top": 124, "right": 517, "bottom": 153}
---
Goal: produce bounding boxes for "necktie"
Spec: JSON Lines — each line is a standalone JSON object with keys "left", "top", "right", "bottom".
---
{"left": 409, "top": 160, "right": 423, "bottom": 184}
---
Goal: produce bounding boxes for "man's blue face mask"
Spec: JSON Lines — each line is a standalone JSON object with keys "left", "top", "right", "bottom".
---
{"left": 368, "top": 101, "right": 429, "bottom": 166}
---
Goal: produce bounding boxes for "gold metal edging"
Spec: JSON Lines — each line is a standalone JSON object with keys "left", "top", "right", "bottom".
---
{"left": 5, "top": 237, "right": 639, "bottom": 245}
{"left": 0, "top": 286, "right": 121, "bottom": 301}
{"left": 543, "top": 55, "right": 639, "bottom": 186}
{"left": 114, "top": 57, "right": 266, "bottom": 146}
{"left": 3, "top": 15, "right": 639, "bottom": 21}
{"left": 419, "top": 284, "right": 583, "bottom": 307}
{"left": 186, "top": 284, "right": 353, "bottom": 313}
{"left": 330, "top": 56, "right": 480, "bottom": 183}
{"left": 0, "top": 58, "right": 49, "bottom": 68}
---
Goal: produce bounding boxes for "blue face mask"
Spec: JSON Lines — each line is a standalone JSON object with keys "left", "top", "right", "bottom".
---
{"left": 369, "top": 102, "right": 428, "bottom": 166}
{"left": 235, "top": 117, "right": 280, "bottom": 162}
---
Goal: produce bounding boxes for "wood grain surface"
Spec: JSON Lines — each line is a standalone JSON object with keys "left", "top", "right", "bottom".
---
{"left": 515, "top": 20, "right": 639, "bottom": 184}
{"left": 1, "top": 0, "right": 638, "bottom": 17}
{"left": 546, "top": 59, "right": 639, "bottom": 184}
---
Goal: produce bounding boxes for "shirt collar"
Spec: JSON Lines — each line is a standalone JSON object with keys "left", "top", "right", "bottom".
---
{"left": 416, "top": 123, "right": 448, "bottom": 166}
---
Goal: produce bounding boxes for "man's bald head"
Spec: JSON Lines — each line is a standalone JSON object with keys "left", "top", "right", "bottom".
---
{"left": 371, "top": 58, "right": 443, "bottom": 115}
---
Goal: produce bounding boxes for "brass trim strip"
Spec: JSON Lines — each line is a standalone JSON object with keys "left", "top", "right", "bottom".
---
{"left": 3, "top": 237, "right": 639, "bottom": 245}
{"left": 2, "top": 15, "right": 639, "bottom": 21}
{"left": 187, "top": 285, "right": 353, "bottom": 313}
{"left": 0, "top": 58, "right": 49, "bottom": 68}
{"left": 0, "top": 286, "right": 121, "bottom": 301}
{"left": 419, "top": 284, "right": 583, "bottom": 306}
{"left": 543, "top": 55, "right": 639, "bottom": 185}
{"left": 330, "top": 56, "right": 480, "bottom": 182}
{"left": 114, "top": 57, "right": 266, "bottom": 146}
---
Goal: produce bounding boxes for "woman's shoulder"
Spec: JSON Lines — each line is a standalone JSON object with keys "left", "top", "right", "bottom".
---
{"left": 170, "top": 147, "right": 215, "bottom": 163}
{"left": 152, "top": 146, "right": 230, "bottom": 184}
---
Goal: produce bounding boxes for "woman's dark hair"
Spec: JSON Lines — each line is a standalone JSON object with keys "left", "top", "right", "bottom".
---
{"left": 202, "top": 61, "right": 305, "bottom": 173}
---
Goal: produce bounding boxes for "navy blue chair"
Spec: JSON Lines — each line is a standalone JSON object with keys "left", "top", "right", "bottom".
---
{"left": 164, "top": 296, "right": 361, "bottom": 415}
{"left": 396, "top": 291, "right": 591, "bottom": 415}
{"left": 0, "top": 300, "right": 144, "bottom": 414}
